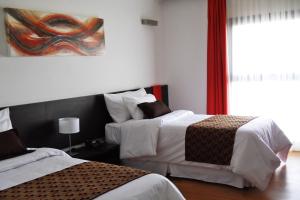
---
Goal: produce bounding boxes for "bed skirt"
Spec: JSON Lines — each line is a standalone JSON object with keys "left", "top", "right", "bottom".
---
{"left": 122, "top": 159, "right": 251, "bottom": 188}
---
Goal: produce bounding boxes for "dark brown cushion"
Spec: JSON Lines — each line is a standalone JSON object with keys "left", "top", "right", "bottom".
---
{"left": 0, "top": 129, "right": 27, "bottom": 161}
{"left": 138, "top": 101, "right": 171, "bottom": 119}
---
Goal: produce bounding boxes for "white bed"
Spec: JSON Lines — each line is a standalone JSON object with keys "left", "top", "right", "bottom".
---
{"left": 0, "top": 148, "right": 184, "bottom": 200}
{"left": 105, "top": 110, "right": 292, "bottom": 190}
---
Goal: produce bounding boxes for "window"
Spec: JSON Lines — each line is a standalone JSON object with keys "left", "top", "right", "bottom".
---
{"left": 229, "top": 18, "right": 300, "bottom": 150}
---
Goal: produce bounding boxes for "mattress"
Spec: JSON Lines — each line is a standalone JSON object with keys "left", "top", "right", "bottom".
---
{"left": 104, "top": 110, "right": 291, "bottom": 190}
{"left": 0, "top": 148, "right": 184, "bottom": 200}
{"left": 105, "top": 115, "right": 233, "bottom": 170}
{"left": 105, "top": 120, "right": 248, "bottom": 188}
{"left": 105, "top": 122, "right": 122, "bottom": 144}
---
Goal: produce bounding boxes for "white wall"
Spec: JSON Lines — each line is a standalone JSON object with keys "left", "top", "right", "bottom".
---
{"left": 0, "top": 0, "right": 160, "bottom": 107}
{"left": 157, "top": 0, "right": 207, "bottom": 114}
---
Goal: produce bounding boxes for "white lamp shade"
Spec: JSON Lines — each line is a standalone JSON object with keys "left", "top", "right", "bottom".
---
{"left": 59, "top": 118, "right": 80, "bottom": 134}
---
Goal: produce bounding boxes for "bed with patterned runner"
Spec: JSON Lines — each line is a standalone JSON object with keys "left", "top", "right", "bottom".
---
{"left": 0, "top": 162, "right": 149, "bottom": 200}
{"left": 185, "top": 115, "right": 256, "bottom": 165}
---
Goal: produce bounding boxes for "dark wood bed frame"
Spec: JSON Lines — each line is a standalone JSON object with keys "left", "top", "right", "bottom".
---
{"left": 0, "top": 85, "right": 169, "bottom": 149}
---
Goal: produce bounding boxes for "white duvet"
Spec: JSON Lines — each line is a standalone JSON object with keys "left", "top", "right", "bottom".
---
{"left": 118, "top": 110, "right": 292, "bottom": 190}
{"left": 0, "top": 148, "right": 184, "bottom": 200}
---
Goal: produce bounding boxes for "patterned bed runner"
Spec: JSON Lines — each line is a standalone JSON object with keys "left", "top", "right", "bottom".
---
{"left": 185, "top": 115, "right": 256, "bottom": 165}
{"left": 0, "top": 162, "right": 149, "bottom": 200}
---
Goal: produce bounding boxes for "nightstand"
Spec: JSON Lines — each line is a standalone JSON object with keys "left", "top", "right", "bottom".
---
{"left": 71, "top": 143, "right": 120, "bottom": 165}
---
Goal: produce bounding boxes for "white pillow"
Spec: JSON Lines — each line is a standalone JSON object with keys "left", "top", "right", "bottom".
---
{"left": 0, "top": 108, "right": 13, "bottom": 133}
{"left": 123, "top": 94, "right": 156, "bottom": 120}
{"left": 104, "top": 88, "right": 147, "bottom": 123}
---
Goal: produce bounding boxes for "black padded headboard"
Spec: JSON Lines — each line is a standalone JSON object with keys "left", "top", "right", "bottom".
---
{"left": 0, "top": 85, "right": 168, "bottom": 149}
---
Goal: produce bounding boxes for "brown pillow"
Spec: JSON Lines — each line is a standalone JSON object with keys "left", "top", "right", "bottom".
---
{"left": 0, "top": 129, "right": 27, "bottom": 161}
{"left": 138, "top": 101, "right": 171, "bottom": 119}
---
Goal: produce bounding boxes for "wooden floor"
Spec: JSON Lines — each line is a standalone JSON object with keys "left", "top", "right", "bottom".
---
{"left": 172, "top": 152, "right": 300, "bottom": 200}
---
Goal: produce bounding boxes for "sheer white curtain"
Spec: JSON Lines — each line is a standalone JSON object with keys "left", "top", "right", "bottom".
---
{"left": 227, "top": 0, "right": 300, "bottom": 151}
{"left": 228, "top": 0, "right": 300, "bottom": 19}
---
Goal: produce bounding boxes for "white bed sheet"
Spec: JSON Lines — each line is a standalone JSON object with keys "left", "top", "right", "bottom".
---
{"left": 105, "top": 110, "right": 292, "bottom": 190}
{"left": 123, "top": 159, "right": 250, "bottom": 188}
{"left": 106, "top": 121, "right": 248, "bottom": 188}
{"left": 0, "top": 148, "right": 184, "bottom": 200}
{"left": 105, "top": 122, "right": 122, "bottom": 144}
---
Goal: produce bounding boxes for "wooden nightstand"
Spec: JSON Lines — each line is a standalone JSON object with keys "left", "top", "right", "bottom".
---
{"left": 71, "top": 143, "right": 120, "bottom": 165}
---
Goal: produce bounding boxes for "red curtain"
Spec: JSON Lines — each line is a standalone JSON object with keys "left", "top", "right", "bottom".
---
{"left": 207, "top": 0, "right": 228, "bottom": 115}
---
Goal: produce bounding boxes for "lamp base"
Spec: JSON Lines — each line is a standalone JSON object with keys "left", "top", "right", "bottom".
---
{"left": 67, "top": 134, "right": 79, "bottom": 157}
{"left": 67, "top": 150, "right": 79, "bottom": 157}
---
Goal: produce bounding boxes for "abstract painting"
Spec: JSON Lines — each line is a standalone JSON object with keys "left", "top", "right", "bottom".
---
{"left": 3, "top": 8, "right": 105, "bottom": 56}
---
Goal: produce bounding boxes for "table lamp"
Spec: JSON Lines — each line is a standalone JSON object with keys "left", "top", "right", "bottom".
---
{"left": 59, "top": 117, "right": 80, "bottom": 155}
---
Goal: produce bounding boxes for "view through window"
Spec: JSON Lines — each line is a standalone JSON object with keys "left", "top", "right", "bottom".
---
{"left": 229, "top": 18, "right": 300, "bottom": 150}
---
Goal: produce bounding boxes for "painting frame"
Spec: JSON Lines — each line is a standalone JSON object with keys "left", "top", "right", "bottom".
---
{"left": 3, "top": 7, "right": 105, "bottom": 57}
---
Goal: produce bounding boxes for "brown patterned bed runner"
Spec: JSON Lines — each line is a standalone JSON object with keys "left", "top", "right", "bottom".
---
{"left": 0, "top": 162, "right": 149, "bottom": 200}
{"left": 185, "top": 115, "right": 256, "bottom": 165}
